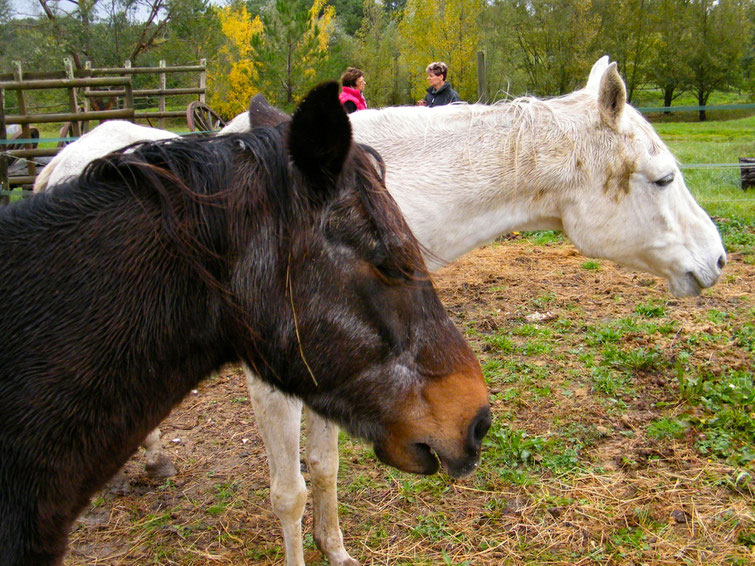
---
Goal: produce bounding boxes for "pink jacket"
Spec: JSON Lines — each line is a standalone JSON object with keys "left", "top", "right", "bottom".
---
{"left": 338, "top": 86, "right": 367, "bottom": 112}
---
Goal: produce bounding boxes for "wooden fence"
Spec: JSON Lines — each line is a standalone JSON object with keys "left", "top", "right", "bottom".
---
{"left": 0, "top": 59, "right": 206, "bottom": 196}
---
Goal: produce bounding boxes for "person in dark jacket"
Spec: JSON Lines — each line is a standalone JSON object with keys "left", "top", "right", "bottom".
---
{"left": 339, "top": 67, "right": 368, "bottom": 114}
{"left": 417, "top": 61, "right": 460, "bottom": 107}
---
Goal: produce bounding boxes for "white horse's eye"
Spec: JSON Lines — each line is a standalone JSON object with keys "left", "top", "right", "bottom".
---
{"left": 654, "top": 173, "right": 675, "bottom": 187}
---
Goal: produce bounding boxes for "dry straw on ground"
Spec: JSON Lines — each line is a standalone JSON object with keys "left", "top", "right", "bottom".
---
{"left": 66, "top": 237, "right": 754, "bottom": 565}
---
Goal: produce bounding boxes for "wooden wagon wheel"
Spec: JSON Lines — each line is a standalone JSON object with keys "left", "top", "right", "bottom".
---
{"left": 186, "top": 101, "right": 226, "bottom": 134}
{"left": 57, "top": 121, "right": 89, "bottom": 148}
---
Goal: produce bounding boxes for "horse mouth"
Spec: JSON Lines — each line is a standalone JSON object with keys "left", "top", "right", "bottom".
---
{"left": 670, "top": 271, "right": 715, "bottom": 298}
{"left": 374, "top": 440, "right": 481, "bottom": 478}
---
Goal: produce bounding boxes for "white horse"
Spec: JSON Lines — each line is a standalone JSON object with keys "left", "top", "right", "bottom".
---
{"left": 242, "top": 57, "right": 726, "bottom": 566}
{"left": 35, "top": 58, "right": 726, "bottom": 565}
{"left": 33, "top": 120, "right": 179, "bottom": 192}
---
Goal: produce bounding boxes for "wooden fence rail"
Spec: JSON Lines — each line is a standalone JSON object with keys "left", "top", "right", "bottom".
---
{"left": 0, "top": 59, "right": 206, "bottom": 198}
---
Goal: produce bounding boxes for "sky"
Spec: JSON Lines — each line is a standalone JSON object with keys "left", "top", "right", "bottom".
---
{"left": 9, "top": 0, "right": 227, "bottom": 21}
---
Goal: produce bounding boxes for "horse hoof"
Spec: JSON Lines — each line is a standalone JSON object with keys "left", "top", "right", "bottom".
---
{"left": 145, "top": 457, "right": 177, "bottom": 479}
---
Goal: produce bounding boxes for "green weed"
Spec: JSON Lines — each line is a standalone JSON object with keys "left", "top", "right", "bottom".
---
{"left": 484, "top": 424, "right": 545, "bottom": 467}
{"left": 646, "top": 417, "right": 690, "bottom": 439}
{"left": 634, "top": 299, "right": 666, "bottom": 318}
{"left": 523, "top": 230, "right": 564, "bottom": 245}
{"left": 581, "top": 260, "right": 601, "bottom": 270}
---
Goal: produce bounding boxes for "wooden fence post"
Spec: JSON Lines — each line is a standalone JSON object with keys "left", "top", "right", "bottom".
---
{"left": 63, "top": 57, "right": 81, "bottom": 137}
{"left": 199, "top": 58, "right": 206, "bottom": 103}
{"left": 476, "top": 51, "right": 488, "bottom": 104}
{"left": 12, "top": 62, "right": 35, "bottom": 178}
{"left": 158, "top": 60, "right": 166, "bottom": 129}
{"left": 0, "top": 88, "right": 7, "bottom": 203}
{"left": 124, "top": 60, "right": 131, "bottom": 111}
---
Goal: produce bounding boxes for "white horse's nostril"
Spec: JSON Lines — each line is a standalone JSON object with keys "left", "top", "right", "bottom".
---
{"left": 717, "top": 255, "right": 727, "bottom": 270}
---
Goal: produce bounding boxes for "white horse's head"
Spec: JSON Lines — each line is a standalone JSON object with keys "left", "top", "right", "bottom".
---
{"left": 557, "top": 57, "right": 726, "bottom": 297}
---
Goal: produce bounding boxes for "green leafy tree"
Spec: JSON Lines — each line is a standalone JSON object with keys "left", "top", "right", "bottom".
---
{"left": 354, "top": 0, "right": 408, "bottom": 106}
{"left": 591, "top": 0, "right": 654, "bottom": 102}
{"left": 332, "top": 0, "right": 362, "bottom": 34}
{"left": 156, "top": 0, "right": 222, "bottom": 62}
{"left": 251, "top": 0, "right": 338, "bottom": 109}
{"left": 398, "top": 0, "right": 483, "bottom": 102}
{"left": 686, "top": 0, "right": 751, "bottom": 119}
{"left": 504, "top": 0, "right": 598, "bottom": 96}
{"left": 478, "top": 0, "right": 528, "bottom": 100}
{"left": 646, "top": 0, "right": 695, "bottom": 107}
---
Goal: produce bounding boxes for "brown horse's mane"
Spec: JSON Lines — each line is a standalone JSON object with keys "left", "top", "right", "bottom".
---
{"left": 31, "top": 125, "right": 427, "bottom": 293}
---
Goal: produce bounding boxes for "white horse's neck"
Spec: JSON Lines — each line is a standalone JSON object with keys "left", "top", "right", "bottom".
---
{"left": 351, "top": 98, "right": 587, "bottom": 269}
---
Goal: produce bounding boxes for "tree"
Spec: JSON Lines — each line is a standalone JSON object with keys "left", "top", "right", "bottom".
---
{"left": 591, "top": 0, "right": 655, "bottom": 102}
{"left": 686, "top": 0, "right": 751, "bottom": 120}
{"left": 354, "top": 0, "right": 408, "bottom": 106}
{"left": 478, "top": 0, "right": 528, "bottom": 100}
{"left": 251, "top": 0, "right": 337, "bottom": 109}
{"left": 332, "top": 0, "right": 362, "bottom": 34}
{"left": 208, "top": 0, "right": 263, "bottom": 117}
{"left": 398, "top": 0, "right": 483, "bottom": 102}
{"left": 502, "top": 0, "right": 598, "bottom": 96}
{"left": 34, "top": 0, "right": 173, "bottom": 68}
{"left": 646, "top": 0, "right": 694, "bottom": 108}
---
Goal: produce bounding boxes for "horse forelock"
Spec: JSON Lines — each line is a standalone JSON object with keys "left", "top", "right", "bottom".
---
{"left": 345, "top": 144, "right": 429, "bottom": 280}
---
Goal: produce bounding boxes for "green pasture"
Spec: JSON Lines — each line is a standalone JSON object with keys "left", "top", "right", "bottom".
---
{"left": 657, "top": 115, "right": 754, "bottom": 224}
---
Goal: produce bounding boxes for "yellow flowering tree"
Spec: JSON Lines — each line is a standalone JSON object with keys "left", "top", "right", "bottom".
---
{"left": 208, "top": 2, "right": 264, "bottom": 118}
{"left": 398, "top": 0, "right": 483, "bottom": 102}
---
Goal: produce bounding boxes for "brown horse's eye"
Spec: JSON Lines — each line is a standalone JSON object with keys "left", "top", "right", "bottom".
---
{"left": 376, "top": 263, "right": 413, "bottom": 282}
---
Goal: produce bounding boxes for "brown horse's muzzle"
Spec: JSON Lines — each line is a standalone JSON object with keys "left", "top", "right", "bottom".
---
{"left": 374, "top": 369, "right": 491, "bottom": 477}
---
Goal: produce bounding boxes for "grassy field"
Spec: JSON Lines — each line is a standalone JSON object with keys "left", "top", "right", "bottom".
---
{"left": 656, "top": 115, "right": 755, "bottom": 224}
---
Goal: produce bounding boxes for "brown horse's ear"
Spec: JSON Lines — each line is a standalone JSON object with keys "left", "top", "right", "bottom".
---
{"left": 288, "top": 81, "right": 351, "bottom": 188}
{"left": 597, "top": 62, "right": 626, "bottom": 130}
{"left": 248, "top": 93, "right": 290, "bottom": 129}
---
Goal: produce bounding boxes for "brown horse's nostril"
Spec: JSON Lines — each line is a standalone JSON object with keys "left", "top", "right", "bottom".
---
{"left": 468, "top": 406, "right": 492, "bottom": 449}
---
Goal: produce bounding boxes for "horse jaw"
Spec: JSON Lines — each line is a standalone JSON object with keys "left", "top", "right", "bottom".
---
{"left": 560, "top": 175, "right": 725, "bottom": 298}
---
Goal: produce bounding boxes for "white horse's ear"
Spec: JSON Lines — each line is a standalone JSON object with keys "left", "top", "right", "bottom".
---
{"left": 585, "top": 56, "right": 610, "bottom": 92}
{"left": 597, "top": 62, "right": 626, "bottom": 130}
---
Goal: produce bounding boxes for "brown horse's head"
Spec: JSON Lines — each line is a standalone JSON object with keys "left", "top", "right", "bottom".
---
{"left": 233, "top": 83, "right": 490, "bottom": 477}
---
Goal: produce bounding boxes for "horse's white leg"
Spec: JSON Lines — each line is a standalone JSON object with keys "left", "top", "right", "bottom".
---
{"left": 245, "top": 366, "right": 307, "bottom": 566}
{"left": 305, "top": 407, "right": 359, "bottom": 566}
{"left": 143, "top": 428, "right": 176, "bottom": 478}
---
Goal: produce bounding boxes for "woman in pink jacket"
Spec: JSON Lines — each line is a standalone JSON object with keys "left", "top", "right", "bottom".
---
{"left": 339, "top": 67, "right": 367, "bottom": 113}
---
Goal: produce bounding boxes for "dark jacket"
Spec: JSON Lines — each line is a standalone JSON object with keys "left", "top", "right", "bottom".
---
{"left": 424, "top": 82, "right": 460, "bottom": 107}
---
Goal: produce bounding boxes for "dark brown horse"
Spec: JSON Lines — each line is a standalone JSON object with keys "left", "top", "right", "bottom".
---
{"left": 0, "top": 83, "right": 490, "bottom": 566}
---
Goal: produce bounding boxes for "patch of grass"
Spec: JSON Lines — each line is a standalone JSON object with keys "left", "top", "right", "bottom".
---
{"left": 673, "top": 367, "right": 755, "bottom": 465}
{"left": 512, "top": 323, "right": 552, "bottom": 338}
{"left": 716, "top": 217, "right": 755, "bottom": 261}
{"left": 529, "top": 291, "right": 558, "bottom": 310}
{"left": 517, "top": 339, "right": 552, "bottom": 356}
{"left": 592, "top": 367, "right": 632, "bottom": 397}
{"left": 733, "top": 323, "right": 754, "bottom": 352}
{"left": 601, "top": 344, "right": 666, "bottom": 373}
{"left": 581, "top": 260, "right": 601, "bottom": 270}
{"left": 653, "top": 116, "right": 755, "bottom": 222}
{"left": 634, "top": 299, "right": 666, "bottom": 318}
{"left": 482, "top": 331, "right": 515, "bottom": 354}
{"left": 410, "top": 513, "right": 456, "bottom": 542}
{"left": 522, "top": 230, "right": 564, "bottom": 245}
{"left": 647, "top": 417, "right": 690, "bottom": 439}
{"left": 484, "top": 424, "right": 546, "bottom": 467}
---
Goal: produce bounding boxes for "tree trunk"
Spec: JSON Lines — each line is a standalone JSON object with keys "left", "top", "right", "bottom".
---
{"left": 697, "top": 88, "right": 707, "bottom": 122}
{"left": 663, "top": 84, "right": 674, "bottom": 115}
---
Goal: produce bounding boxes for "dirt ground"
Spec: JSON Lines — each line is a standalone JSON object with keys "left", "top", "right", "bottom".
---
{"left": 65, "top": 236, "right": 754, "bottom": 565}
